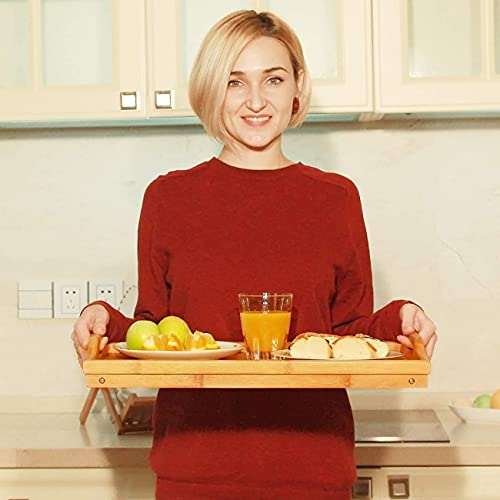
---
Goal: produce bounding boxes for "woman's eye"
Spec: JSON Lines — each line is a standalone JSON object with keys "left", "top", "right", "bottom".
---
{"left": 268, "top": 77, "right": 283, "bottom": 85}
{"left": 228, "top": 80, "right": 242, "bottom": 88}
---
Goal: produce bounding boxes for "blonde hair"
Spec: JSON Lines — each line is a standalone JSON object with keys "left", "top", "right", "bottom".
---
{"left": 189, "top": 10, "right": 311, "bottom": 145}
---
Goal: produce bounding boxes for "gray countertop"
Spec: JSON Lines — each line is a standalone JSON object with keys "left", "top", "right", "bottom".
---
{"left": 1, "top": 407, "right": 500, "bottom": 469}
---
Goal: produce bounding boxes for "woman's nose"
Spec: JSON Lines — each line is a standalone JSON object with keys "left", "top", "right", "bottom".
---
{"left": 246, "top": 85, "right": 266, "bottom": 111}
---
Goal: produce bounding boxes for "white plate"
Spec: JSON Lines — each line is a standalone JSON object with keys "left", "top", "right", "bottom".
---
{"left": 270, "top": 350, "right": 403, "bottom": 361}
{"left": 449, "top": 400, "right": 500, "bottom": 425}
{"left": 115, "top": 341, "right": 243, "bottom": 360}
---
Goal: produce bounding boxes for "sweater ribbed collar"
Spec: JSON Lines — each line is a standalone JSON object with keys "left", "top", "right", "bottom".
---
{"left": 209, "top": 156, "right": 301, "bottom": 179}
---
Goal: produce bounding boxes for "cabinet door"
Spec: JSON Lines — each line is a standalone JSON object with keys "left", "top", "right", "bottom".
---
{"left": 380, "top": 466, "right": 500, "bottom": 499}
{"left": 0, "top": 0, "right": 146, "bottom": 121}
{"left": 0, "top": 467, "right": 155, "bottom": 500}
{"left": 263, "top": 0, "right": 373, "bottom": 113}
{"left": 148, "top": 0, "right": 372, "bottom": 117}
{"left": 373, "top": 0, "right": 500, "bottom": 112}
{"left": 147, "top": 0, "right": 254, "bottom": 117}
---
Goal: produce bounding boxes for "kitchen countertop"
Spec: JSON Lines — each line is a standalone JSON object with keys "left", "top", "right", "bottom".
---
{"left": 1, "top": 407, "right": 500, "bottom": 469}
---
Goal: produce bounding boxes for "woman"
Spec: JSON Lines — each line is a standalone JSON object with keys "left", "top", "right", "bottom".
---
{"left": 72, "top": 10, "right": 437, "bottom": 499}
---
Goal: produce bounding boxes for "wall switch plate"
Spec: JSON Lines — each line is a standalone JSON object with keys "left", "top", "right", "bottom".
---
{"left": 88, "top": 279, "right": 124, "bottom": 308}
{"left": 17, "top": 280, "right": 53, "bottom": 319}
{"left": 53, "top": 281, "right": 88, "bottom": 318}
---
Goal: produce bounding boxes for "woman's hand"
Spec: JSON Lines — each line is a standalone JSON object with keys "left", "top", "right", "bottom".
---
{"left": 70, "top": 304, "right": 110, "bottom": 366}
{"left": 397, "top": 303, "right": 437, "bottom": 359}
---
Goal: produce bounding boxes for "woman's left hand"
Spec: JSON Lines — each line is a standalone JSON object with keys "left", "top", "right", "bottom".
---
{"left": 397, "top": 303, "right": 437, "bottom": 359}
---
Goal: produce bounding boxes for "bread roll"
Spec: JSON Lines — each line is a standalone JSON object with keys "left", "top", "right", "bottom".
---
{"left": 289, "top": 333, "right": 332, "bottom": 359}
{"left": 330, "top": 336, "right": 374, "bottom": 360}
{"left": 362, "top": 335, "right": 390, "bottom": 358}
{"left": 289, "top": 333, "right": 389, "bottom": 360}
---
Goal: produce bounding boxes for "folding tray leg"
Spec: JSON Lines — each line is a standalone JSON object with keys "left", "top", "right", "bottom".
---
{"left": 101, "top": 387, "right": 125, "bottom": 433}
{"left": 79, "top": 387, "right": 99, "bottom": 425}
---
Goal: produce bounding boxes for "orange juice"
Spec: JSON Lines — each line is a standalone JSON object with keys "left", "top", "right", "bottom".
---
{"left": 240, "top": 310, "right": 291, "bottom": 358}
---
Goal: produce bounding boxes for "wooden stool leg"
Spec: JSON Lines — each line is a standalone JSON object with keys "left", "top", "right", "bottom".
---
{"left": 79, "top": 388, "right": 99, "bottom": 425}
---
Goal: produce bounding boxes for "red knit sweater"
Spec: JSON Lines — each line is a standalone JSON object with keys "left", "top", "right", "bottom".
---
{"left": 98, "top": 157, "right": 407, "bottom": 496}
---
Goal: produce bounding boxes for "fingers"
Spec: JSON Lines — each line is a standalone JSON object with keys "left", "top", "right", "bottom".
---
{"left": 400, "top": 303, "right": 419, "bottom": 335}
{"left": 71, "top": 328, "right": 86, "bottom": 367}
{"left": 399, "top": 304, "right": 438, "bottom": 359}
{"left": 70, "top": 304, "right": 110, "bottom": 365}
{"left": 74, "top": 305, "right": 109, "bottom": 347}
{"left": 396, "top": 334, "right": 413, "bottom": 349}
{"left": 414, "top": 308, "right": 438, "bottom": 358}
{"left": 425, "top": 332, "right": 438, "bottom": 358}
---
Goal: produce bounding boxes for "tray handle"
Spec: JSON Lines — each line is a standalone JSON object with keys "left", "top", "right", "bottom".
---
{"left": 86, "top": 334, "right": 127, "bottom": 361}
{"left": 87, "top": 334, "right": 101, "bottom": 360}
{"left": 407, "top": 332, "right": 429, "bottom": 361}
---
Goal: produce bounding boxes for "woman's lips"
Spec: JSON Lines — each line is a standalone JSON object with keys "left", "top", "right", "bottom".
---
{"left": 241, "top": 115, "right": 271, "bottom": 126}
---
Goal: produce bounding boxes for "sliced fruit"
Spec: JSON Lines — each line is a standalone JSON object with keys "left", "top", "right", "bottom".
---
{"left": 491, "top": 389, "right": 500, "bottom": 410}
{"left": 142, "top": 333, "right": 184, "bottom": 351}
{"left": 142, "top": 334, "right": 169, "bottom": 351}
{"left": 158, "top": 316, "right": 191, "bottom": 347}
{"left": 185, "top": 331, "right": 220, "bottom": 350}
{"left": 126, "top": 320, "right": 160, "bottom": 350}
{"left": 473, "top": 394, "right": 492, "bottom": 409}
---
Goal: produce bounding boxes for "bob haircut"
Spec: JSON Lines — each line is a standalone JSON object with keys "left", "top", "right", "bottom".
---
{"left": 189, "top": 10, "right": 311, "bottom": 146}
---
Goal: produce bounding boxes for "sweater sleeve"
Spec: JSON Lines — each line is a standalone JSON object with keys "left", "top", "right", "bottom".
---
{"left": 331, "top": 180, "right": 409, "bottom": 341}
{"left": 133, "top": 179, "right": 171, "bottom": 323}
{"left": 85, "top": 179, "right": 171, "bottom": 343}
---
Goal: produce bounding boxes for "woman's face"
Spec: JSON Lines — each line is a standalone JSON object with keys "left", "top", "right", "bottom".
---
{"left": 222, "top": 36, "right": 301, "bottom": 154}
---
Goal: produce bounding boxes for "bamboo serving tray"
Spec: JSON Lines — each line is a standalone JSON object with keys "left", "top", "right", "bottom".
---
{"left": 83, "top": 333, "right": 430, "bottom": 389}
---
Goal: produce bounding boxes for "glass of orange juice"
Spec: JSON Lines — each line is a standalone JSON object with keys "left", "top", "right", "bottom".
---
{"left": 238, "top": 292, "right": 293, "bottom": 360}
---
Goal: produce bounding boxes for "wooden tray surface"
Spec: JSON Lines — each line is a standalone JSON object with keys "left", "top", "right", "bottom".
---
{"left": 83, "top": 335, "right": 430, "bottom": 390}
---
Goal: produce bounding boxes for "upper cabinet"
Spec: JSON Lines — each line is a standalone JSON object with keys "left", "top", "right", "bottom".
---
{"left": 0, "top": 0, "right": 370, "bottom": 122}
{"left": 0, "top": 0, "right": 146, "bottom": 121}
{"left": 147, "top": 0, "right": 372, "bottom": 117}
{"left": 373, "top": 0, "right": 500, "bottom": 112}
{"left": 147, "top": 0, "right": 254, "bottom": 117}
{"left": 262, "top": 0, "right": 372, "bottom": 113}
{"left": 2, "top": 0, "right": 500, "bottom": 124}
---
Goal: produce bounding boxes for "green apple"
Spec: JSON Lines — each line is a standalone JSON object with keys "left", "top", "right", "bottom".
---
{"left": 126, "top": 320, "right": 160, "bottom": 350}
{"left": 158, "top": 315, "right": 191, "bottom": 347}
{"left": 473, "top": 393, "right": 492, "bottom": 409}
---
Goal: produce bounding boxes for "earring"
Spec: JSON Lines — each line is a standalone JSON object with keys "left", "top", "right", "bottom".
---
{"left": 292, "top": 97, "right": 299, "bottom": 115}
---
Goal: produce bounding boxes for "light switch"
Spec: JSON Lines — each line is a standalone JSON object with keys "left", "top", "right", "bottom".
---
{"left": 17, "top": 280, "right": 53, "bottom": 319}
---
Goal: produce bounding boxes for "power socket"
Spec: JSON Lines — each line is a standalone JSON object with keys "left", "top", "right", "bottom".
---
{"left": 53, "top": 281, "right": 88, "bottom": 318}
{"left": 88, "top": 279, "right": 123, "bottom": 308}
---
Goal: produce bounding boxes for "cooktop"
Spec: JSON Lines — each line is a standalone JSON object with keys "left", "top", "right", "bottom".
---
{"left": 354, "top": 409, "right": 450, "bottom": 443}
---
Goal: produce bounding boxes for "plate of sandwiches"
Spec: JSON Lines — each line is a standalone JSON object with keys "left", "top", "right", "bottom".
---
{"left": 271, "top": 333, "right": 403, "bottom": 361}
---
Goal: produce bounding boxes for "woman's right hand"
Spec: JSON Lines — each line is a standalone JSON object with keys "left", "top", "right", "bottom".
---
{"left": 71, "top": 304, "right": 110, "bottom": 366}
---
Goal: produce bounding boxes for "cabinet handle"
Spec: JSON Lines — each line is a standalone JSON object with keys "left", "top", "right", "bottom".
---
{"left": 155, "top": 90, "right": 174, "bottom": 109}
{"left": 120, "top": 91, "right": 138, "bottom": 110}
{"left": 352, "top": 476, "right": 372, "bottom": 498}
{"left": 388, "top": 475, "right": 410, "bottom": 498}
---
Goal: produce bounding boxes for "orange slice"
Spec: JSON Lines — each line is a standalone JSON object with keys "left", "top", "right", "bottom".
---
{"left": 185, "top": 331, "right": 220, "bottom": 350}
{"left": 142, "top": 333, "right": 184, "bottom": 351}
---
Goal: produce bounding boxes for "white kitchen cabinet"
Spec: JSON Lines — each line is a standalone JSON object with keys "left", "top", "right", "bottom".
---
{"left": 146, "top": 0, "right": 254, "bottom": 117}
{"left": 354, "top": 466, "right": 500, "bottom": 499}
{"left": 373, "top": 0, "right": 500, "bottom": 113}
{"left": 0, "top": 0, "right": 146, "bottom": 121}
{"left": 0, "top": 467, "right": 155, "bottom": 500}
{"left": 0, "top": 0, "right": 372, "bottom": 123}
{"left": 148, "top": 0, "right": 372, "bottom": 116}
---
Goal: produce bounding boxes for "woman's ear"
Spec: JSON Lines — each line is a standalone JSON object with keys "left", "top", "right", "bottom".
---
{"left": 295, "top": 69, "right": 305, "bottom": 95}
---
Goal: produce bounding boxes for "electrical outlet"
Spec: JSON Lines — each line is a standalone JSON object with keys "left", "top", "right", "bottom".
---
{"left": 88, "top": 279, "right": 123, "bottom": 308}
{"left": 53, "top": 281, "right": 88, "bottom": 318}
{"left": 62, "top": 286, "right": 80, "bottom": 314}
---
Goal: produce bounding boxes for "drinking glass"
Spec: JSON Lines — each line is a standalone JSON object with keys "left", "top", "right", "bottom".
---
{"left": 238, "top": 292, "right": 293, "bottom": 360}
